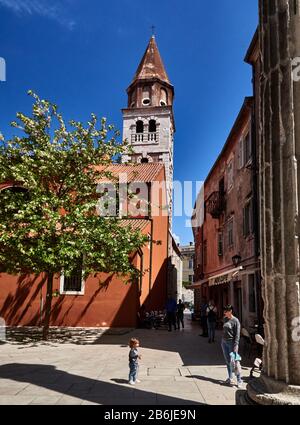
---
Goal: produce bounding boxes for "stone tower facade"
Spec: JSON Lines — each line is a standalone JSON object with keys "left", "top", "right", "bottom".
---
{"left": 122, "top": 36, "right": 175, "bottom": 223}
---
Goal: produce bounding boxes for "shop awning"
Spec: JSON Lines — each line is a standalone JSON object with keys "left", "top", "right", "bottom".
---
{"left": 208, "top": 267, "right": 241, "bottom": 287}
{"left": 186, "top": 279, "right": 207, "bottom": 290}
{"left": 188, "top": 267, "right": 241, "bottom": 290}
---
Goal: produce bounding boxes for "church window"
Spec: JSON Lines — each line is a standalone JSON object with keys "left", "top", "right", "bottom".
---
{"left": 142, "top": 86, "right": 151, "bottom": 106}
{"left": 141, "top": 158, "right": 149, "bottom": 163}
{"left": 160, "top": 88, "right": 168, "bottom": 106}
{"left": 149, "top": 120, "right": 157, "bottom": 133}
{"left": 136, "top": 120, "right": 144, "bottom": 134}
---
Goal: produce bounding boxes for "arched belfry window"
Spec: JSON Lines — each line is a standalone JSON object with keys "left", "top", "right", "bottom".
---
{"left": 141, "top": 158, "right": 149, "bottom": 163}
{"left": 149, "top": 120, "right": 157, "bottom": 133}
{"left": 160, "top": 88, "right": 168, "bottom": 106}
{"left": 136, "top": 120, "right": 144, "bottom": 134}
{"left": 142, "top": 86, "right": 151, "bottom": 106}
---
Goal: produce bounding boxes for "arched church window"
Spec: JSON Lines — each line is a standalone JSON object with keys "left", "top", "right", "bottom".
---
{"left": 149, "top": 120, "right": 156, "bottom": 133}
{"left": 141, "top": 158, "right": 149, "bottom": 163}
{"left": 142, "top": 86, "right": 151, "bottom": 106}
{"left": 160, "top": 88, "right": 168, "bottom": 106}
{"left": 136, "top": 120, "right": 144, "bottom": 134}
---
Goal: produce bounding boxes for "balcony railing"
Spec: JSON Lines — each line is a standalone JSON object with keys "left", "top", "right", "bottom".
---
{"left": 206, "top": 191, "right": 225, "bottom": 219}
{"left": 131, "top": 132, "right": 159, "bottom": 143}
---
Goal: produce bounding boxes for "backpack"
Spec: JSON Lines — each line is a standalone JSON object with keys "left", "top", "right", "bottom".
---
{"left": 207, "top": 306, "right": 217, "bottom": 323}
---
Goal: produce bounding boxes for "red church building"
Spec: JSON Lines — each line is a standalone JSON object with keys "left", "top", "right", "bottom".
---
{"left": 0, "top": 36, "right": 177, "bottom": 329}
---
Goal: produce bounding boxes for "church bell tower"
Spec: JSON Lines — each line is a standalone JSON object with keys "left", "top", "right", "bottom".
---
{"left": 122, "top": 35, "right": 175, "bottom": 223}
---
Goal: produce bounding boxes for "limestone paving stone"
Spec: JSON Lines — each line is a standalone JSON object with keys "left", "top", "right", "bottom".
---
{"left": 30, "top": 396, "right": 62, "bottom": 405}
{"left": 0, "top": 321, "right": 251, "bottom": 405}
{"left": 0, "top": 395, "right": 36, "bottom": 405}
{"left": 55, "top": 395, "right": 84, "bottom": 405}
{"left": 147, "top": 367, "right": 181, "bottom": 376}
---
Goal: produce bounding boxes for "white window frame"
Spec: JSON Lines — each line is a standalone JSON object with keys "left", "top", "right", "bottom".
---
{"left": 60, "top": 270, "right": 85, "bottom": 296}
{"left": 238, "top": 126, "right": 252, "bottom": 169}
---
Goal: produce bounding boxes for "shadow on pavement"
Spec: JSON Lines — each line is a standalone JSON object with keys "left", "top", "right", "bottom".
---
{"left": 187, "top": 374, "right": 251, "bottom": 387}
{"left": 187, "top": 375, "right": 232, "bottom": 387}
{"left": 0, "top": 363, "right": 205, "bottom": 405}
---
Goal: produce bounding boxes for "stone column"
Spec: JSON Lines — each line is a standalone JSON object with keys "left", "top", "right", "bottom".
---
{"left": 246, "top": 0, "right": 300, "bottom": 404}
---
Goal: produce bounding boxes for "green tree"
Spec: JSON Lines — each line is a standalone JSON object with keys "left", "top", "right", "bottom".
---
{"left": 0, "top": 92, "right": 147, "bottom": 340}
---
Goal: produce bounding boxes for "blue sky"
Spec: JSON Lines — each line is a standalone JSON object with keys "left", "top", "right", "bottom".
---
{"left": 0, "top": 0, "right": 258, "bottom": 245}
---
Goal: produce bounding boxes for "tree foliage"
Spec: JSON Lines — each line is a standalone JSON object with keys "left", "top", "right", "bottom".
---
{"left": 0, "top": 91, "right": 147, "bottom": 280}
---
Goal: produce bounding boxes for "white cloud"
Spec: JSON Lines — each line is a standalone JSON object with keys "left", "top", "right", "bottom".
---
{"left": 0, "top": 0, "right": 76, "bottom": 30}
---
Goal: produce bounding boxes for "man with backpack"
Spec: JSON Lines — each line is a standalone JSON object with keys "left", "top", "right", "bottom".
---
{"left": 206, "top": 299, "right": 218, "bottom": 343}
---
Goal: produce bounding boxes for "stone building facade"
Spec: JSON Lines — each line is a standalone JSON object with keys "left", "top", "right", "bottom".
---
{"left": 179, "top": 243, "right": 195, "bottom": 305}
{"left": 191, "top": 98, "right": 262, "bottom": 329}
{"left": 168, "top": 236, "right": 183, "bottom": 302}
{"left": 180, "top": 243, "right": 195, "bottom": 285}
{"left": 121, "top": 35, "right": 182, "bottom": 305}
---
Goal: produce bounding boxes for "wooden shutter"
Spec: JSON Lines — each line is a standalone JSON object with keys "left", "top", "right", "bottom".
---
{"left": 238, "top": 138, "right": 244, "bottom": 169}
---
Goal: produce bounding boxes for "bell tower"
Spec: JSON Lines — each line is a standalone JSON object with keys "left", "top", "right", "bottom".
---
{"left": 122, "top": 35, "right": 175, "bottom": 223}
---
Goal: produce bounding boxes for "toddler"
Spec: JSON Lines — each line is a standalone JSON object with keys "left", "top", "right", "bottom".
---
{"left": 128, "top": 337, "right": 141, "bottom": 385}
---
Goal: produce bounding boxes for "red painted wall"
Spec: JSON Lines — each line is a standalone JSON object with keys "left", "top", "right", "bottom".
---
{"left": 0, "top": 168, "right": 169, "bottom": 328}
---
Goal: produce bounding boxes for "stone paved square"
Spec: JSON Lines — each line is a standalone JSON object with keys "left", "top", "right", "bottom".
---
{"left": 0, "top": 318, "right": 250, "bottom": 405}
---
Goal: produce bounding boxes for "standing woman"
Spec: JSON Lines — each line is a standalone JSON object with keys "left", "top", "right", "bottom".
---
{"left": 221, "top": 305, "right": 243, "bottom": 388}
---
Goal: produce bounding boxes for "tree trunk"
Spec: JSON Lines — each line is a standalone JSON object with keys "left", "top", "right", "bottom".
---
{"left": 42, "top": 272, "right": 54, "bottom": 340}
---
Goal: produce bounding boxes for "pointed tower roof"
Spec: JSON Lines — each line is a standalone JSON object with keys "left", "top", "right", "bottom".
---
{"left": 131, "top": 36, "right": 171, "bottom": 85}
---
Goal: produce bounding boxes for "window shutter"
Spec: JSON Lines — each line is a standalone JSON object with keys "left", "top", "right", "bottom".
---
{"left": 238, "top": 138, "right": 244, "bottom": 169}
{"left": 243, "top": 207, "right": 246, "bottom": 237}
{"left": 250, "top": 199, "right": 254, "bottom": 234}
{"left": 218, "top": 232, "right": 223, "bottom": 256}
{"left": 249, "top": 127, "right": 252, "bottom": 159}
